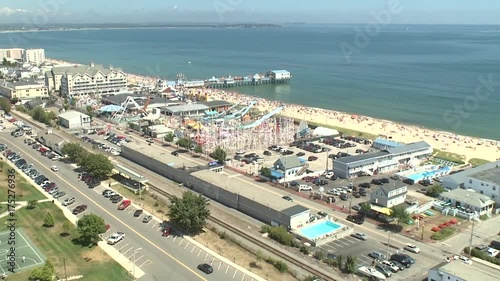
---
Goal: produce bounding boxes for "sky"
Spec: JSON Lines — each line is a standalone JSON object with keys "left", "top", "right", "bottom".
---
{"left": 1, "top": 0, "right": 500, "bottom": 24}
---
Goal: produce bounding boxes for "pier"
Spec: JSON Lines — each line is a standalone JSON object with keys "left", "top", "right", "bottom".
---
{"left": 182, "top": 70, "right": 291, "bottom": 89}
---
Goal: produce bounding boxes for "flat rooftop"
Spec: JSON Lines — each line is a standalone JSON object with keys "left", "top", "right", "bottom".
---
{"left": 191, "top": 169, "right": 297, "bottom": 212}
{"left": 432, "top": 259, "right": 500, "bottom": 280}
{"left": 122, "top": 141, "right": 200, "bottom": 169}
{"left": 470, "top": 164, "right": 500, "bottom": 186}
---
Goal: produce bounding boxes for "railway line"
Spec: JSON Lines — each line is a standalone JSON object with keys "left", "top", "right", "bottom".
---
{"left": 148, "top": 184, "right": 335, "bottom": 281}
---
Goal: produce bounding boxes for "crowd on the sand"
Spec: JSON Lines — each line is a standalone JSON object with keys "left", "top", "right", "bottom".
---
{"left": 47, "top": 58, "right": 500, "bottom": 162}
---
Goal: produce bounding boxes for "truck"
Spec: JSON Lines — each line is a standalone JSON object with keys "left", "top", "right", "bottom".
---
{"left": 118, "top": 200, "right": 131, "bottom": 210}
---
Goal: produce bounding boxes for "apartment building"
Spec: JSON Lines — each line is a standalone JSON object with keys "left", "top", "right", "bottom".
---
{"left": 0, "top": 80, "right": 49, "bottom": 100}
{"left": 23, "top": 49, "right": 46, "bottom": 66}
{"left": 46, "top": 62, "right": 127, "bottom": 97}
{"left": 0, "top": 48, "right": 24, "bottom": 61}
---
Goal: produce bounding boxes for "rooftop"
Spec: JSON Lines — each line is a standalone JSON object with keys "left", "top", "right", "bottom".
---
{"left": 469, "top": 162, "right": 500, "bottom": 186}
{"left": 39, "top": 133, "right": 65, "bottom": 145}
{"left": 2, "top": 80, "right": 45, "bottom": 88}
{"left": 274, "top": 155, "right": 303, "bottom": 170}
{"left": 101, "top": 93, "right": 149, "bottom": 107}
{"left": 51, "top": 64, "right": 124, "bottom": 76}
{"left": 121, "top": 141, "right": 199, "bottom": 169}
{"left": 373, "top": 138, "right": 402, "bottom": 147}
{"left": 270, "top": 70, "right": 290, "bottom": 74}
{"left": 191, "top": 169, "right": 303, "bottom": 213}
{"left": 161, "top": 103, "right": 209, "bottom": 114}
{"left": 201, "top": 100, "right": 233, "bottom": 108}
{"left": 58, "top": 111, "right": 90, "bottom": 120}
{"left": 443, "top": 161, "right": 500, "bottom": 187}
{"left": 440, "top": 189, "right": 495, "bottom": 207}
{"left": 430, "top": 259, "right": 500, "bottom": 280}
{"left": 335, "top": 151, "right": 391, "bottom": 167}
{"left": 386, "top": 141, "right": 431, "bottom": 155}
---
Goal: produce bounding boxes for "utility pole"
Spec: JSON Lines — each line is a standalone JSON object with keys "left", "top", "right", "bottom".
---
{"left": 421, "top": 224, "right": 425, "bottom": 240}
{"left": 386, "top": 231, "right": 391, "bottom": 258}
{"left": 63, "top": 258, "right": 67, "bottom": 281}
{"left": 469, "top": 219, "right": 475, "bottom": 257}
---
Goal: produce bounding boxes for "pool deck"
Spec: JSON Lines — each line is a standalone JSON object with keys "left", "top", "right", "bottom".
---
{"left": 292, "top": 219, "right": 353, "bottom": 247}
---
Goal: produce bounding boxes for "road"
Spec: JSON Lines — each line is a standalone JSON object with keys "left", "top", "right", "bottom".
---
{"left": 0, "top": 133, "right": 257, "bottom": 281}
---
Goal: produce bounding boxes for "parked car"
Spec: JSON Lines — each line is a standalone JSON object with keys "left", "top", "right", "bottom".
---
{"left": 102, "top": 190, "right": 116, "bottom": 198}
{"left": 197, "top": 263, "right": 213, "bottom": 274}
{"left": 52, "top": 191, "right": 66, "bottom": 199}
{"left": 390, "top": 254, "right": 415, "bottom": 268}
{"left": 282, "top": 196, "right": 293, "bottom": 202}
{"left": 111, "top": 195, "right": 124, "bottom": 203}
{"left": 107, "top": 232, "right": 125, "bottom": 245}
{"left": 118, "top": 200, "right": 131, "bottom": 210}
{"left": 382, "top": 260, "right": 400, "bottom": 272}
{"left": 142, "top": 215, "right": 153, "bottom": 223}
{"left": 62, "top": 197, "right": 75, "bottom": 206}
{"left": 134, "top": 209, "right": 144, "bottom": 217}
{"left": 72, "top": 205, "right": 88, "bottom": 215}
{"left": 369, "top": 251, "right": 385, "bottom": 260}
{"left": 375, "top": 264, "right": 392, "bottom": 277}
{"left": 308, "top": 156, "right": 318, "bottom": 161}
{"left": 162, "top": 227, "right": 173, "bottom": 237}
{"left": 346, "top": 215, "right": 364, "bottom": 225}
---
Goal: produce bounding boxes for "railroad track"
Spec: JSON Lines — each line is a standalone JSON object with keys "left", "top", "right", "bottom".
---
{"left": 148, "top": 184, "right": 335, "bottom": 281}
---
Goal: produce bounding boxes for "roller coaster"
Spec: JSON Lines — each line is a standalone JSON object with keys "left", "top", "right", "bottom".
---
{"left": 239, "top": 105, "right": 284, "bottom": 129}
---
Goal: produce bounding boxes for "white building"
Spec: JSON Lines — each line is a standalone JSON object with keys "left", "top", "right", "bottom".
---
{"left": 268, "top": 70, "right": 291, "bottom": 80}
{"left": 333, "top": 141, "right": 432, "bottom": 179}
{"left": 46, "top": 62, "right": 127, "bottom": 97}
{"left": 0, "top": 80, "right": 49, "bottom": 100}
{"left": 39, "top": 133, "right": 66, "bottom": 155}
{"left": 272, "top": 155, "right": 306, "bottom": 180}
{"left": 371, "top": 182, "right": 408, "bottom": 208}
{"left": 428, "top": 259, "right": 500, "bottom": 281}
{"left": 438, "top": 189, "right": 495, "bottom": 216}
{"left": 0, "top": 48, "right": 24, "bottom": 61}
{"left": 23, "top": 49, "right": 46, "bottom": 66}
{"left": 312, "top": 126, "right": 339, "bottom": 137}
{"left": 58, "top": 111, "right": 91, "bottom": 129}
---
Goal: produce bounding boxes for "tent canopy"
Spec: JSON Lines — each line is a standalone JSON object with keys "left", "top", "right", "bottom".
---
{"left": 312, "top": 126, "right": 339, "bottom": 137}
{"left": 98, "top": 104, "right": 124, "bottom": 112}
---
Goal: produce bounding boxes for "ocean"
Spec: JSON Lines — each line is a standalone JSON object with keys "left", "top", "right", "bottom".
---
{"left": 1, "top": 24, "right": 499, "bottom": 140}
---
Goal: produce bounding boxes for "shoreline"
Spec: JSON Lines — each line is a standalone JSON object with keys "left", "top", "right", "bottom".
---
{"left": 45, "top": 58, "right": 500, "bottom": 162}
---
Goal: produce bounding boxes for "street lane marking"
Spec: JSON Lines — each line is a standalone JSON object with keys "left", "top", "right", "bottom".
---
{"left": 197, "top": 249, "right": 202, "bottom": 257}
{"left": 241, "top": 274, "right": 245, "bottom": 281}
{"left": 173, "top": 237, "right": 177, "bottom": 242}
{"left": 210, "top": 257, "right": 215, "bottom": 265}
{"left": 337, "top": 240, "right": 350, "bottom": 246}
{"left": 184, "top": 242, "right": 190, "bottom": 249}
{"left": 179, "top": 238, "right": 184, "bottom": 245}
{"left": 139, "top": 259, "right": 152, "bottom": 268}
{"left": 0, "top": 138, "right": 209, "bottom": 281}
{"left": 191, "top": 245, "right": 196, "bottom": 253}
{"left": 135, "top": 255, "right": 144, "bottom": 263}
{"left": 218, "top": 262, "right": 222, "bottom": 270}
{"left": 225, "top": 264, "right": 229, "bottom": 274}
{"left": 204, "top": 253, "right": 208, "bottom": 261}
{"left": 232, "top": 269, "right": 238, "bottom": 279}
{"left": 118, "top": 243, "right": 129, "bottom": 251}
{"left": 123, "top": 246, "right": 134, "bottom": 256}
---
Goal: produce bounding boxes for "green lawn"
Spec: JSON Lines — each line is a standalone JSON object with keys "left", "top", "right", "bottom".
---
{"left": 1, "top": 162, "right": 46, "bottom": 202}
{"left": 433, "top": 149, "right": 466, "bottom": 164}
{"left": 468, "top": 158, "right": 490, "bottom": 167}
{"left": 0, "top": 202, "right": 130, "bottom": 281}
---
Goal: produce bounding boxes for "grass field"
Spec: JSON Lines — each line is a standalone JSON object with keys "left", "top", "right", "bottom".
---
{"left": 0, "top": 202, "right": 130, "bottom": 281}
{"left": 433, "top": 149, "right": 466, "bottom": 164}
{"left": 0, "top": 162, "right": 46, "bottom": 202}
{"left": 468, "top": 158, "right": 490, "bottom": 167}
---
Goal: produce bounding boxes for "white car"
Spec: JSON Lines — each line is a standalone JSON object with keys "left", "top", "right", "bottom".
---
{"left": 404, "top": 244, "right": 421, "bottom": 253}
{"left": 50, "top": 165, "right": 58, "bottom": 172}
{"left": 381, "top": 260, "right": 400, "bottom": 272}
{"left": 457, "top": 255, "right": 473, "bottom": 265}
{"left": 107, "top": 232, "right": 125, "bottom": 245}
{"left": 352, "top": 232, "right": 368, "bottom": 241}
{"left": 325, "top": 171, "right": 334, "bottom": 177}
{"left": 298, "top": 184, "right": 313, "bottom": 191}
{"left": 62, "top": 197, "right": 75, "bottom": 206}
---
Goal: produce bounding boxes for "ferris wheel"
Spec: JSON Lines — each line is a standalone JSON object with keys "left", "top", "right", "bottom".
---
{"left": 176, "top": 73, "right": 187, "bottom": 86}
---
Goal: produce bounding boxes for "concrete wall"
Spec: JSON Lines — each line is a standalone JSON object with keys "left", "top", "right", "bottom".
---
{"left": 121, "top": 145, "right": 293, "bottom": 228}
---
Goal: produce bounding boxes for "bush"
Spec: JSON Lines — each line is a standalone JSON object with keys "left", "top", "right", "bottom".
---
{"left": 274, "top": 260, "right": 288, "bottom": 273}
{"left": 431, "top": 227, "right": 456, "bottom": 240}
{"left": 325, "top": 258, "right": 337, "bottom": 267}
{"left": 261, "top": 225, "right": 271, "bottom": 233}
{"left": 313, "top": 250, "right": 326, "bottom": 260}
{"left": 219, "top": 231, "right": 228, "bottom": 240}
{"left": 299, "top": 245, "right": 310, "bottom": 255}
{"left": 267, "top": 226, "right": 297, "bottom": 247}
{"left": 464, "top": 247, "right": 500, "bottom": 266}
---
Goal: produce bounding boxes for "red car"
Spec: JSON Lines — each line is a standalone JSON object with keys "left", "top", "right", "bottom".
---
{"left": 118, "top": 200, "right": 131, "bottom": 210}
{"left": 162, "top": 227, "right": 173, "bottom": 237}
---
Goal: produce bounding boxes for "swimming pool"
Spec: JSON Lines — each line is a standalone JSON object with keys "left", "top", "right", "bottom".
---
{"left": 299, "top": 221, "right": 342, "bottom": 240}
{"left": 406, "top": 166, "right": 452, "bottom": 182}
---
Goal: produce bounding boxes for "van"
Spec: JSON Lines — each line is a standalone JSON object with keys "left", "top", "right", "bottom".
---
{"left": 390, "top": 254, "right": 414, "bottom": 268}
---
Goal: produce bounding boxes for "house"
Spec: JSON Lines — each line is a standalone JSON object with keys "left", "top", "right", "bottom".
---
{"left": 39, "top": 133, "right": 65, "bottom": 155}
{"left": 58, "top": 111, "right": 91, "bottom": 129}
{"left": 371, "top": 182, "right": 408, "bottom": 208}
{"left": 24, "top": 99, "right": 45, "bottom": 110}
{"left": 439, "top": 189, "right": 495, "bottom": 216}
{"left": 273, "top": 155, "right": 305, "bottom": 180}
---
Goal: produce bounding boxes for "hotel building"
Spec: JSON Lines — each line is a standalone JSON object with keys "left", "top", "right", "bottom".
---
{"left": 23, "top": 49, "right": 46, "bottom": 66}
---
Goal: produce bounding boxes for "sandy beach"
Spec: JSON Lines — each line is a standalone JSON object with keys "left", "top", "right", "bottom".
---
{"left": 46, "top": 58, "right": 500, "bottom": 162}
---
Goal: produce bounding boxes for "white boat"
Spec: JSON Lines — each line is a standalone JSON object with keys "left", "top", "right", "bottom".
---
{"left": 358, "top": 266, "right": 386, "bottom": 280}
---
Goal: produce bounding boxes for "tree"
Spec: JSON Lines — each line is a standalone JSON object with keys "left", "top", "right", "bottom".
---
{"left": 2, "top": 58, "right": 7, "bottom": 66}
{"left": 43, "top": 212, "right": 54, "bottom": 227}
{"left": 77, "top": 213, "right": 107, "bottom": 246}
{"left": 194, "top": 145, "right": 203, "bottom": 154}
{"left": 29, "top": 260, "right": 54, "bottom": 281}
{"left": 0, "top": 97, "right": 12, "bottom": 114}
{"left": 176, "top": 137, "right": 190, "bottom": 149}
{"left": 336, "top": 255, "right": 343, "bottom": 270}
{"left": 31, "top": 106, "right": 46, "bottom": 123}
{"left": 81, "top": 153, "right": 113, "bottom": 179}
{"left": 27, "top": 200, "right": 37, "bottom": 210}
{"left": 61, "top": 143, "right": 86, "bottom": 162}
{"left": 260, "top": 167, "right": 272, "bottom": 177}
{"left": 390, "top": 206, "right": 411, "bottom": 227}
{"left": 62, "top": 221, "right": 72, "bottom": 236}
{"left": 86, "top": 105, "right": 94, "bottom": 120}
{"left": 359, "top": 202, "right": 371, "bottom": 212}
{"left": 427, "top": 184, "right": 445, "bottom": 198}
{"left": 44, "top": 111, "right": 57, "bottom": 126}
{"left": 344, "top": 255, "right": 357, "bottom": 274}
{"left": 164, "top": 132, "right": 174, "bottom": 144}
{"left": 168, "top": 191, "right": 210, "bottom": 235}
{"left": 212, "top": 146, "right": 227, "bottom": 164}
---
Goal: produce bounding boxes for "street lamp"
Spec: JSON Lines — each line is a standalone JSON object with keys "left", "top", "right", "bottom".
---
{"left": 386, "top": 231, "right": 391, "bottom": 258}
{"left": 132, "top": 247, "right": 142, "bottom": 279}
{"left": 348, "top": 199, "right": 352, "bottom": 214}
